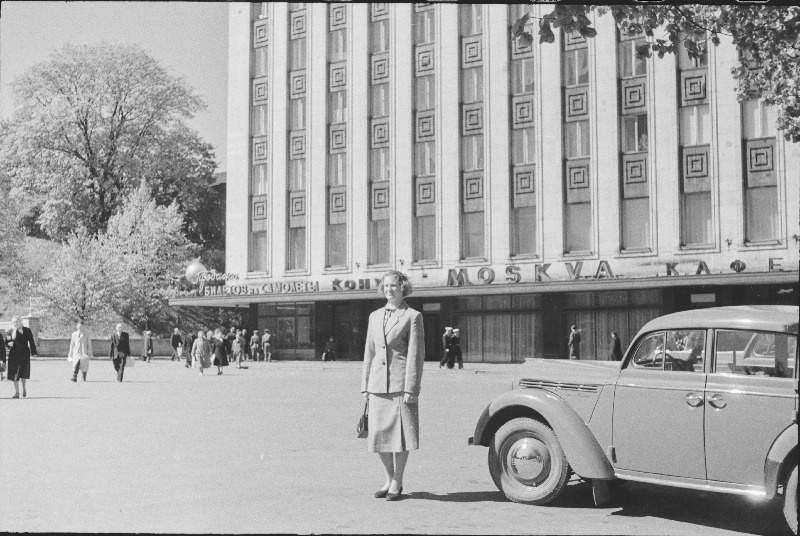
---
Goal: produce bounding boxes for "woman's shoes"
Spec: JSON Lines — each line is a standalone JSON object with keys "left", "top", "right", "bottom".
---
{"left": 12, "top": 393, "right": 19, "bottom": 398}
{"left": 386, "top": 486, "right": 403, "bottom": 501}
{"left": 373, "top": 488, "right": 390, "bottom": 498}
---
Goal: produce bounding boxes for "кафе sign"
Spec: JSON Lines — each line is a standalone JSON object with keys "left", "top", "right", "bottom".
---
{"left": 195, "top": 257, "right": 789, "bottom": 297}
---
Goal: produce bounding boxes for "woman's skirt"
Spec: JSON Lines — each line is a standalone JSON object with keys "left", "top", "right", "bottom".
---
{"left": 367, "top": 392, "right": 419, "bottom": 453}
{"left": 213, "top": 354, "right": 228, "bottom": 367}
{"left": 7, "top": 356, "right": 30, "bottom": 380}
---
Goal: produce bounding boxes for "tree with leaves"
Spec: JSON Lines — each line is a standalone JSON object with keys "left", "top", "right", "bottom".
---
{"left": 36, "top": 228, "right": 115, "bottom": 323}
{"left": 0, "top": 193, "right": 27, "bottom": 298}
{"left": 101, "top": 183, "right": 197, "bottom": 331}
{"left": 512, "top": 4, "right": 800, "bottom": 142}
{"left": 0, "top": 42, "right": 217, "bottom": 240}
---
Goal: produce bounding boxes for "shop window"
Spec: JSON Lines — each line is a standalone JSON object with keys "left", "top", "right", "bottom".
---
{"left": 512, "top": 294, "right": 541, "bottom": 310}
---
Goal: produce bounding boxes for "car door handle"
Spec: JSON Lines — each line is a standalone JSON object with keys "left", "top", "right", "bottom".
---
{"left": 685, "top": 393, "right": 704, "bottom": 407}
{"left": 707, "top": 393, "right": 727, "bottom": 409}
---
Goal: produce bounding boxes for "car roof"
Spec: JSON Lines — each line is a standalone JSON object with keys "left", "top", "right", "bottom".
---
{"left": 638, "top": 306, "right": 799, "bottom": 336}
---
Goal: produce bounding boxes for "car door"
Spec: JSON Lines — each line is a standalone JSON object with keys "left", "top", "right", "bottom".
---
{"left": 612, "top": 330, "right": 707, "bottom": 479}
{"left": 704, "top": 329, "right": 798, "bottom": 488}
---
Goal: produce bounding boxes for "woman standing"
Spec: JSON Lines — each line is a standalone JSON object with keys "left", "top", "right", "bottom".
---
{"left": 212, "top": 329, "right": 229, "bottom": 375}
{"left": 191, "top": 330, "right": 211, "bottom": 376}
{"left": 68, "top": 320, "right": 93, "bottom": 381}
{"left": 361, "top": 270, "right": 425, "bottom": 501}
{"left": 7, "top": 316, "right": 38, "bottom": 398}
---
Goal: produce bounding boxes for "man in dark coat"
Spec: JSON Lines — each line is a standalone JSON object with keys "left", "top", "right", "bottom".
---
{"left": 110, "top": 323, "right": 131, "bottom": 382}
{"left": 610, "top": 331, "right": 623, "bottom": 361}
{"left": 170, "top": 328, "right": 183, "bottom": 361}
{"left": 7, "top": 316, "right": 38, "bottom": 398}
{"left": 183, "top": 331, "right": 196, "bottom": 368}
{"left": 568, "top": 325, "right": 581, "bottom": 360}
{"left": 439, "top": 327, "right": 454, "bottom": 369}
{"left": 0, "top": 328, "right": 6, "bottom": 381}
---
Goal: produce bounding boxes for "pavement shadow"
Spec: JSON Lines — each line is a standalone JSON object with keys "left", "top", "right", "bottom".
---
{"left": 608, "top": 481, "right": 789, "bottom": 535}
{"left": 406, "top": 491, "right": 507, "bottom": 503}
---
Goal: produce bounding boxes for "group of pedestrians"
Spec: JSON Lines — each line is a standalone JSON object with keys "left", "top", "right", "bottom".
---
{"left": 439, "top": 326, "right": 463, "bottom": 369}
{"left": 172, "top": 326, "right": 274, "bottom": 376}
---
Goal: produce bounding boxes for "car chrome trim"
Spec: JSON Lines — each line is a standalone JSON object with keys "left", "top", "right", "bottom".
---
{"left": 614, "top": 470, "right": 767, "bottom": 498}
{"left": 519, "top": 379, "right": 599, "bottom": 393}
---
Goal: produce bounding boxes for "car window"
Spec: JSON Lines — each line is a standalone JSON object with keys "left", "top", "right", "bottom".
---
{"left": 664, "top": 330, "right": 705, "bottom": 372}
{"left": 714, "top": 330, "right": 797, "bottom": 378}
{"left": 629, "top": 332, "right": 665, "bottom": 369}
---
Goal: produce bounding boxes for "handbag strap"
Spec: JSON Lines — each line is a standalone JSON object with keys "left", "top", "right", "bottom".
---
{"left": 363, "top": 397, "right": 369, "bottom": 415}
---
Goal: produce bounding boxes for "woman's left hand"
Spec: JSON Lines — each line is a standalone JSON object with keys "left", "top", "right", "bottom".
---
{"left": 404, "top": 393, "right": 417, "bottom": 404}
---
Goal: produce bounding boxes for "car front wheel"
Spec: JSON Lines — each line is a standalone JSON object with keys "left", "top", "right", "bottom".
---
{"left": 784, "top": 464, "right": 797, "bottom": 535}
{"left": 488, "top": 417, "right": 570, "bottom": 505}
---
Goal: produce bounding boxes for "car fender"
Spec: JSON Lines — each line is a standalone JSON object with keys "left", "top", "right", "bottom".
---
{"left": 764, "top": 423, "right": 798, "bottom": 500}
{"left": 472, "top": 389, "right": 614, "bottom": 480}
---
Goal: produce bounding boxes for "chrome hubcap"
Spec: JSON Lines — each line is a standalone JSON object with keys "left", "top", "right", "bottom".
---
{"left": 504, "top": 435, "right": 551, "bottom": 487}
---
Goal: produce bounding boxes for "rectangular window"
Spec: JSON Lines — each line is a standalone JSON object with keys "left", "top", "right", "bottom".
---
{"left": 249, "top": 7, "right": 271, "bottom": 273}
{"left": 368, "top": 4, "right": 390, "bottom": 266}
{"left": 460, "top": 5, "right": 485, "bottom": 260}
{"left": 286, "top": 4, "right": 307, "bottom": 271}
{"left": 677, "top": 34, "right": 712, "bottom": 248}
{"left": 618, "top": 30, "right": 650, "bottom": 251}
{"left": 742, "top": 99, "right": 779, "bottom": 243}
{"left": 287, "top": 227, "right": 306, "bottom": 270}
{"left": 562, "top": 31, "right": 591, "bottom": 254}
{"left": 326, "top": 4, "right": 349, "bottom": 269}
{"left": 714, "top": 330, "right": 796, "bottom": 378}
{"left": 509, "top": 6, "right": 536, "bottom": 257}
{"left": 413, "top": 3, "right": 437, "bottom": 263}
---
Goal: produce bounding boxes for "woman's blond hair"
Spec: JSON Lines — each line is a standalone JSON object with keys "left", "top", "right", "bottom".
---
{"left": 377, "top": 270, "right": 413, "bottom": 297}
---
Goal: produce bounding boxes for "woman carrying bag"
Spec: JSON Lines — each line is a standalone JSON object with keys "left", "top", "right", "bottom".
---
{"left": 360, "top": 270, "right": 425, "bottom": 501}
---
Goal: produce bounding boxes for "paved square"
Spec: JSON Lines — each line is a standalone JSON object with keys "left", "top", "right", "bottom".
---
{"left": 0, "top": 359, "right": 787, "bottom": 534}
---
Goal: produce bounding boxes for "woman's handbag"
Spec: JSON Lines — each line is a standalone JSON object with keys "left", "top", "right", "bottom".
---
{"left": 357, "top": 398, "right": 369, "bottom": 439}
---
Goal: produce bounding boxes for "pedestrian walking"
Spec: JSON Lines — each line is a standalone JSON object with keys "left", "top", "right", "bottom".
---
{"left": 568, "top": 325, "right": 581, "bottom": 360}
{"left": 110, "top": 323, "right": 131, "bottom": 382}
{"left": 452, "top": 328, "right": 463, "bottom": 369}
{"left": 262, "top": 329, "right": 273, "bottom": 362}
{"left": 212, "top": 329, "right": 229, "bottom": 375}
{"left": 170, "top": 328, "right": 182, "bottom": 361}
{"left": 142, "top": 329, "right": 154, "bottom": 362}
{"left": 361, "top": 270, "right": 425, "bottom": 501}
{"left": 68, "top": 320, "right": 93, "bottom": 382}
{"left": 0, "top": 328, "right": 6, "bottom": 381}
{"left": 250, "top": 329, "right": 262, "bottom": 362}
{"left": 439, "top": 327, "right": 454, "bottom": 369}
{"left": 322, "top": 336, "right": 336, "bottom": 361}
{"left": 191, "top": 330, "right": 211, "bottom": 375}
{"left": 241, "top": 329, "right": 250, "bottom": 361}
{"left": 184, "top": 331, "right": 196, "bottom": 368}
{"left": 610, "top": 331, "right": 623, "bottom": 361}
{"left": 6, "top": 316, "right": 38, "bottom": 398}
{"left": 233, "top": 329, "right": 246, "bottom": 368}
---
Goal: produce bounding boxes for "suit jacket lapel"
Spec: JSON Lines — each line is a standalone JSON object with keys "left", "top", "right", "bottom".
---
{"left": 384, "top": 305, "right": 407, "bottom": 341}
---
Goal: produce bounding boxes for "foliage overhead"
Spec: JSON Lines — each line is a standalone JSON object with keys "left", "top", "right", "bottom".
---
{"left": 37, "top": 228, "right": 115, "bottom": 324}
{"left": 101, "top": 183, "right": 197, "bottom": 331}
{"left": 514, "top": 4, "right": 800, "bottom": 142}
{"left": 0, "top": 42, "right": 218, "bottom": 240}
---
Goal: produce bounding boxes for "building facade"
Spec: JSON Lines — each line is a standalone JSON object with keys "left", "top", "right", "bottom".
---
{"left": 173, "top": 3, "right": 799, "bottom": 363}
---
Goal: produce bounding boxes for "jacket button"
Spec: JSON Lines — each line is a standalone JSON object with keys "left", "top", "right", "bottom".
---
{"left": 381, "top": 361, "right": 386, "bottom": 365}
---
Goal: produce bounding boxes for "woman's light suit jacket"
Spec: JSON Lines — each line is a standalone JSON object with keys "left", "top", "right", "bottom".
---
{"left": 361, "top": 304, "right": 425, "bottom": 396}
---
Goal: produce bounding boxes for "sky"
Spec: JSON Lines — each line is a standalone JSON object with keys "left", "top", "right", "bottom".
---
{"left": 0, "top": 1, "right": 229, "bottom": 172}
